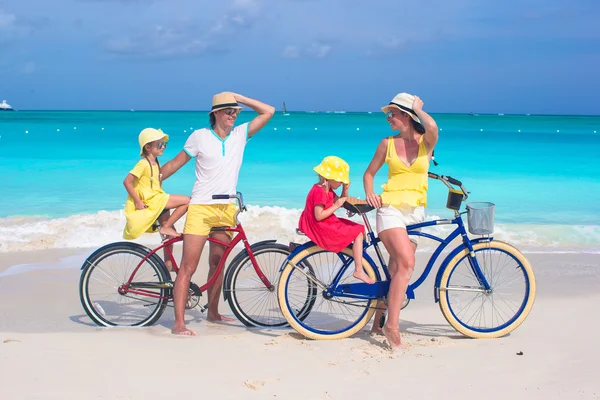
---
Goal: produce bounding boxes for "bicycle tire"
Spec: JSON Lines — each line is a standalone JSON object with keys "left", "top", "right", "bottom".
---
{"left": 278, "top": 245, "right": 378, "bottom": 340}
{"left": 438, "top": 240, "right": 536, "bottom": 338}
{"left": 225, "top": 243, "right": 312, "bottom": 327}
{"left": 79, "top": 242, "right": 170, "bottom": 327}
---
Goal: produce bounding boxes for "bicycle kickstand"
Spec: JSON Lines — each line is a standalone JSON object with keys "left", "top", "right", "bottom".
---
{"left": 379, "top": 311, "right": 387, "bottom": 329}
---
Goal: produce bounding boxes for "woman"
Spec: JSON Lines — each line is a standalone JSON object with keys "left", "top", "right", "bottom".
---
{"left": 160, "top": 92, "right": 275, "bottom": 336}
{"left": 363, "top": 92, "right": 439, "bottom": 348}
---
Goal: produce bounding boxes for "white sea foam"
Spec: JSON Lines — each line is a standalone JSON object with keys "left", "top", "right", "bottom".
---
{"left": 0, "top": 206, "right": 598, "bottom": 253}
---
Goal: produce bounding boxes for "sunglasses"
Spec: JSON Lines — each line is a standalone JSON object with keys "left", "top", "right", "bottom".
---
{"left": 156, "top": 141, "right": 167, "bottom": 150}
{"left": 223, "top": 108, "right": 240, "bottom": 116}
{"left": 387, "top": 111, "right": 400, "bottom": 119}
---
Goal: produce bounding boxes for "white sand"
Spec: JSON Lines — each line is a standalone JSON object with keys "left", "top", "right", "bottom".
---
{"left": 0, "top": 249, "right": 599, "bottom": 399}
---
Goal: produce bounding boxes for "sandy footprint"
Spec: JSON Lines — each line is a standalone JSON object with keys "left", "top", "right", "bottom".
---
{"left": 244, "top": 380, "right": 266, "bottom": 391}
{"left": 243, "top": 378, "right": 280, "bottom": 391}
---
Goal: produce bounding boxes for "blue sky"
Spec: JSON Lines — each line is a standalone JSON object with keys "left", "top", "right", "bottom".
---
{"left": 0, "top": 0, "right": 598, "bottom": 114}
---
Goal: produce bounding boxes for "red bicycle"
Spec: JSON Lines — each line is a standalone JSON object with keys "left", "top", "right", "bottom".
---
{"left": 79, "top": 192, "right": 313, "bottom": 328}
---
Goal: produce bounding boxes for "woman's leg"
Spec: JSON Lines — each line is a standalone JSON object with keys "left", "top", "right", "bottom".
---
{"left": 352, "top": 232, "right": 374, "bottom": 284}
{"left": 378, "top": 227, "right": 416, "bottom": 348}
{"left": 160, "top": 195, "right": 190, "bottom": 237}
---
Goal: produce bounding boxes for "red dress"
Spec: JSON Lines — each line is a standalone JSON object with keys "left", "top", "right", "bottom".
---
{"left": 298, "top": 184, "right": 364, "bottom": 253}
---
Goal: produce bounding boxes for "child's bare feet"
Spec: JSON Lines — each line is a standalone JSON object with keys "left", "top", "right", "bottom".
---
{"left": 353, "top": 270, "right": 375, "bottom": 284}
{"left": 160, "top": 226, "right": 181, "bottom": 238}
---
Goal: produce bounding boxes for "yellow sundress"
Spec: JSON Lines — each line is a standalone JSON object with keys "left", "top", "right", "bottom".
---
{"left": 123, "top": 159, "right": 170, "bottom": 239}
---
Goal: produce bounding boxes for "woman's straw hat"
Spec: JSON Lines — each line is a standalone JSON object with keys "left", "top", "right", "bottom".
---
{"left": 313, "top": 156, "right": 350, "bottom": 184}
{"left": 138, "top": 128, "right": 168, "bottom": 155}
{"left": 381, "top": 92, "right": 422, "bottom": 124}
{"left": 210, "top": 92, "right": 243, "bottom": 114}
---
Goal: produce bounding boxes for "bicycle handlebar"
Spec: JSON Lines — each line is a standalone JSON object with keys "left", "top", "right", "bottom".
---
{"left": 211, "top": 192, "right": 247, "bottom": 211}
{"left": 428, "top": 173, "right": 469, "bottom": 201}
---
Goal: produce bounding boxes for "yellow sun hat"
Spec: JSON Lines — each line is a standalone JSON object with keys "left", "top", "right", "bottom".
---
{"left": 313, "top": 156, "right": 350, "bottom": 184}
{"left": 138, "top": 128, "right": 169, "bottom": 156}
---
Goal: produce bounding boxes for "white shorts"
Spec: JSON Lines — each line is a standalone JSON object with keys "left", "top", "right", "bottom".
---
{"left": 376, "top": 205, "right": 426, "bottom": 245}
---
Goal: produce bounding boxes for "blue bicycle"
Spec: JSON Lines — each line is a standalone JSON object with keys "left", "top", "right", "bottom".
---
{"left": 277, "top": 173, "right": 536, "bottom": 340}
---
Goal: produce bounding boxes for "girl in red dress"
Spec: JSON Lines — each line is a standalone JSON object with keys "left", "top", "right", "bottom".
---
{"left": 298, "top": 156, "right": 374, "bottom": 284}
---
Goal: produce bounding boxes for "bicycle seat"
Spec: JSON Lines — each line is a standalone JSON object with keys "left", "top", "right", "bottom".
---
{"left": 343, "top": 200, "right": 374, "bottom": 215}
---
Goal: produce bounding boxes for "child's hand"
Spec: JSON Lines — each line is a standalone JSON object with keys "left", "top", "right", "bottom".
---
{"left": 334, "top": 196, "right": 347, "bottom": 209}
{"left": 135, "top": 200, "right": 147, "bottom": 210}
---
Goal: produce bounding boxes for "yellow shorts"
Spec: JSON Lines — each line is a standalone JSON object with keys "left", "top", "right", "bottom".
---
{"left": 183, "top": 203, "right": 237, "bottom": 237}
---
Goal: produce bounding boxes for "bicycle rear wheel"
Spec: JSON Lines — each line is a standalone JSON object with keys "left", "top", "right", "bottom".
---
{"left": 278, "top": 245, "right": 378, "bottom": 340}
{"left": 439, "top": 240, "right": 536, "bottom": 338}
{"left": 79, "top": 242, "right": 170, "bottom": 327}
{"left": 226, "top": 243, "right": 312, "bottom": 327}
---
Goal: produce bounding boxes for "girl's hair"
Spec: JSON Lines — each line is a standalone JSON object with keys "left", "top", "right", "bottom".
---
{"left": 141, "top": 141, "right": 161, "bottom": 188}
{"left": 209, "top": 113, "right": 216, "bottom": 128}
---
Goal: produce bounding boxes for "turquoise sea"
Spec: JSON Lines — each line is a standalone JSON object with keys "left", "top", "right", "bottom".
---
{"left": 1, "top": 111, "right": 599, "bottom": 252}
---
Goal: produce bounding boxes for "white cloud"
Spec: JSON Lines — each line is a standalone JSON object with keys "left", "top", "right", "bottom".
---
{"left": 282, "top": 42, "right": 332, "bottom": 59}
{"left": 282, "top": 45, "right": 299, "bottom": 59}
{"left": 104, "top": 2, "right": 261, "bottom": 58}
{"left": 0, "top": 10, "right": 17, "bottom": 30}
{"left": 307, "top": 43, "right": 331, "bottom": 58}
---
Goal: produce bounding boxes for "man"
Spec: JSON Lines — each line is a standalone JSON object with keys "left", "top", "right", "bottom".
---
{"left": 160, "top": 92, "right": 275, "bottom": 335}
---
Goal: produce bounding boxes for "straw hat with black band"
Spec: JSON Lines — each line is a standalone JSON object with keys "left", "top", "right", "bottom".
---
{"left": 209, "top": 92, "right": 243, "bottom": 114}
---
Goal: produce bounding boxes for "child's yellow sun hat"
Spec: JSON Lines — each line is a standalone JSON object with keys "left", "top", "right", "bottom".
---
{"left": 313, "top": 156, "right": 350, "bottom": 184}
{"left": 139, "top": 128, "right": 169, "bottom": 156}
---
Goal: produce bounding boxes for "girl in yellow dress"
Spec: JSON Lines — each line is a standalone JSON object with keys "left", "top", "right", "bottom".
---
{"left": 123, "top": 128, "right": 190, "bottom": 240}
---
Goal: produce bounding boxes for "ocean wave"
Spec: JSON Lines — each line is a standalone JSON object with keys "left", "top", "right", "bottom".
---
{"left": 0, "top": 206, "right": 598, "bottom": 253}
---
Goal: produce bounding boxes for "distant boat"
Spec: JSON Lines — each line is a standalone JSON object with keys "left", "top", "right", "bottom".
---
{"left": 0, "top": 100, "right": 14, "bottom": 111}
{"left": 282, "top": 101, "right": 290, "bottom": 116}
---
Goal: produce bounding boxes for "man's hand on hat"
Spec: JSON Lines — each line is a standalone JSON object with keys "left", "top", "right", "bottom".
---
{"left": 231, "top": 92, "right": 243, "bottom": 103}
{"left": 412, "top": 96, "right": 424, "bottom": 112}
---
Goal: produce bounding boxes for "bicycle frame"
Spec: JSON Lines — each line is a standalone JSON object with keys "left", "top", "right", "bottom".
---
{"left": 287, "top": 210, "right": 494, "bottom": 304}
{"left": 121, "top": 223, "right": 274, "bottom": 300}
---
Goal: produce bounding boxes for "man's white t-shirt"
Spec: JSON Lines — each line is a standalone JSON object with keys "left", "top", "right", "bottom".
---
{"left": 183, "top": 123, "right": 249, "bottom": 205}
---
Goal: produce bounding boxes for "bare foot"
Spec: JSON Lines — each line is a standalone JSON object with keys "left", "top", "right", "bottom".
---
{"left": 160, "top": 226, "right": 181, "bottom": 238}
{"left": 370, "top": 325, "right": 384, "bottom": 335}
{"left": 382, "top": 325, "right": 402, "bottom": 349}
{"left": 353, "top": 270, "right": 375, "bottom": 284}
{"left": 171, "top": 324, "right": 195, "bottom": 336}
{"left": 207, "top": 313, "right": 236, "bottom": 323}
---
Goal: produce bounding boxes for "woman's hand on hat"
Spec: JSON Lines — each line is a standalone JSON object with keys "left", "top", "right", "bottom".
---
{"left": 412, "top": 96, "right": 424, "bottom": 112}
{"left": 366, "top": 192, "right": 382, "bottom": 208}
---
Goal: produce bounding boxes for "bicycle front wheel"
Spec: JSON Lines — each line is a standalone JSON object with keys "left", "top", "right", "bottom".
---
{"left": 225, "top": 243, "right": 293, "bottom": 327}
{"left": 79, "top": 242, "right": 170, "bottom": 327}
{"left": 278, "top": 245, "right": 378, "bottom": 340}
{"left": 439, "top": 240, "right": 536, "bottom": 338}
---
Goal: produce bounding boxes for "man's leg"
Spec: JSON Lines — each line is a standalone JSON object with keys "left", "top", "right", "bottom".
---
{"left": 206, "top": 231, "right": 235, "bottom": 322}
{"left": 172, "top": 234, "right": 208, "bottom": 335}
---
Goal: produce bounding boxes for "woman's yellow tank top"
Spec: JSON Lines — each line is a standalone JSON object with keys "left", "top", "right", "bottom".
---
{"left": 380, "top": 136, "right": 429, "bottom": 207}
